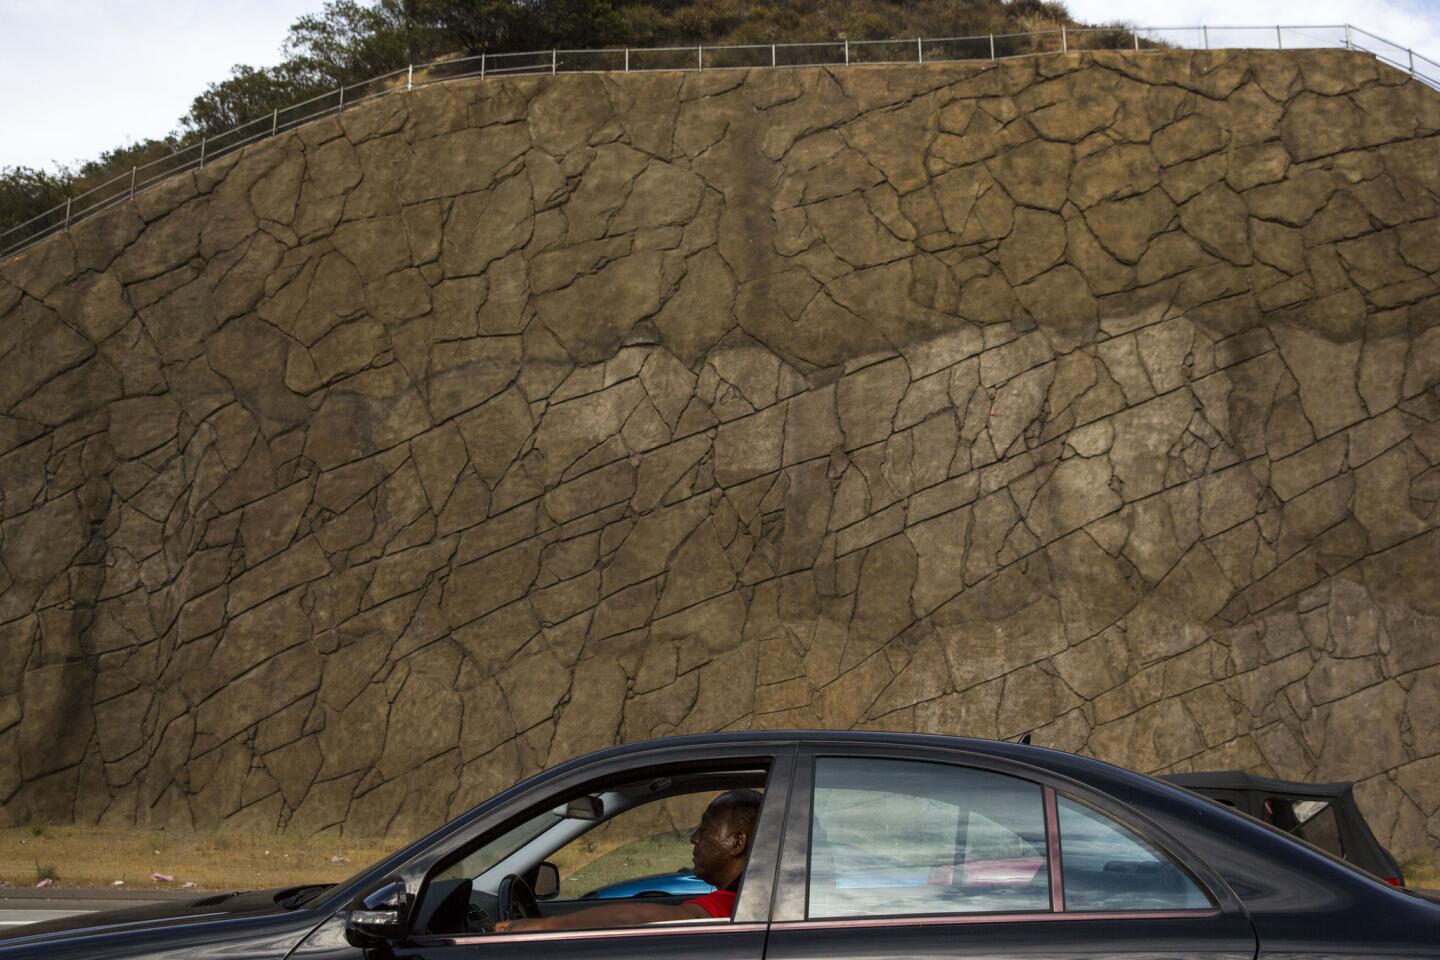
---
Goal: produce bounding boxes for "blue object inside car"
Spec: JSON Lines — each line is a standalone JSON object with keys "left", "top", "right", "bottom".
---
{"left": 579, "top": 870, "right": 715, "bottom": 899}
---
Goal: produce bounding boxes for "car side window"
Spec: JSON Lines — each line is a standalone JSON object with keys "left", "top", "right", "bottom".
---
{"left": 1057, "top": 796, "right": 1211, "bottom": 911}
{"left": 808, "top": 758, "right": 1050, "bottom": 919}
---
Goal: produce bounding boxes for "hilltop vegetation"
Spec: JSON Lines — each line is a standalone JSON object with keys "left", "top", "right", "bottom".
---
{"left": 3, "top": 0, "right": 1102, "bottom": 239}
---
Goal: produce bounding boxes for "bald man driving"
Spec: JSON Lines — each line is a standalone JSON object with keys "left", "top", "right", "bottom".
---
{"left": 495, "top": 789, "right": 762, "bottom": 932}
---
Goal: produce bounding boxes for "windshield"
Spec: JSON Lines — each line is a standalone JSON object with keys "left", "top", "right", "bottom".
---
{"left": 433, "top": 806, "right": 568, "bottom": 882}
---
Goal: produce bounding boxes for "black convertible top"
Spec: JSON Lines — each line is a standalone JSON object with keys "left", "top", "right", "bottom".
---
{"left": 1160, "top": 769, "right": 1402, "bottom": 884}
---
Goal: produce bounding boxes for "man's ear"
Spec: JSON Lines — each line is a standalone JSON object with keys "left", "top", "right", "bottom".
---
{"left": 726, "top": 829, "right": 749, "bottom": 856}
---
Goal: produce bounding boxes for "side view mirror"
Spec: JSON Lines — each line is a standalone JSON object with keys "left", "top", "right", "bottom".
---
{"left": 345, "top": 879, "right": 410, "bottom": 947}
{"left": 533, "top": 861, "right": 560, "bottom": 900}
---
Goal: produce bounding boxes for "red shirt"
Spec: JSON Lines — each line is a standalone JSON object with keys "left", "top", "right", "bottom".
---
{"left": 684, "top": 888, "right": 737, "bottom": 919}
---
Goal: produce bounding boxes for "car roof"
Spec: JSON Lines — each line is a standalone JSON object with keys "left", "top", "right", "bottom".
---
{"left": 596, "top": 735, "right": 1358, "bottom": 804}
{"left": 596, "top": 728, "right": 1040, "bottom": 750}
{"left": 1160, "top": 770, "right": 1357, "bottom": 798}
{"left": 589, "top": 729, "right": 1055, "bottom": 760}
{"left": 564, "top": 729, "right": 1151, "bottom": 793}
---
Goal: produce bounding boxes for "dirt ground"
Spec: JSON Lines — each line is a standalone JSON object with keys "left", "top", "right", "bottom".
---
{"left": 0, "top": 825, "right": 398, "bottom": 891}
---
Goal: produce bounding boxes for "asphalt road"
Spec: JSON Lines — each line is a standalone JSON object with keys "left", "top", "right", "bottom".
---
{"left": 0, "top": 889, "right": 194, "bottom": 929}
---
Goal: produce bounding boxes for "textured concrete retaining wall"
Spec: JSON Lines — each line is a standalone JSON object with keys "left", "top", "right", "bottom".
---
{"left": 1, "top": 49, "right": 1437, "bottom": 860}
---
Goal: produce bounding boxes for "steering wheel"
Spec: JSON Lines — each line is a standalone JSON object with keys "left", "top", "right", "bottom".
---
{"left": 497, "top": 874, "right": 541, "bottom": 922}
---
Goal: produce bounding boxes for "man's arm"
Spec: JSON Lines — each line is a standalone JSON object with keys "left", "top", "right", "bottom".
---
{"left": 494, "top": 900, "right": 710, "bottom": 933}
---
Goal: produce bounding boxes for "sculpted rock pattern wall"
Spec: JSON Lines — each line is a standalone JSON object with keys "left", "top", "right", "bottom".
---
{"left": 1, "top": 49, "right": 1438, "bottom": 860}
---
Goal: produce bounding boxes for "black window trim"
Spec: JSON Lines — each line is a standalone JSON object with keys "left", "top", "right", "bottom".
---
{"left": 773, "top": 743, "right": 1231, "bottom": 927}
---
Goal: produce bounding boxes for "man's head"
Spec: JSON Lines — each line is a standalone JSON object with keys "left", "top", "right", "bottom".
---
{"left": 689, "top": 789, "right": 762, "bottom": 887}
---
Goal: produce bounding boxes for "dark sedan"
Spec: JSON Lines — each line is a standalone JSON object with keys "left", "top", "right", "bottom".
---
{"left": 3, "top": 731, "right": 1437, "bottom": 958}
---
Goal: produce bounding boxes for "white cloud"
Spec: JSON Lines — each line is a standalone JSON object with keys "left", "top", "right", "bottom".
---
{"left": 0, "top": 1, "right": 318, "bottom": 171}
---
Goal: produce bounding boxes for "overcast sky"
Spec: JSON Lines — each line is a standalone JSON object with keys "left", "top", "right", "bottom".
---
{"left": 2, "top": 0, "right": 1437, "bottom": 173}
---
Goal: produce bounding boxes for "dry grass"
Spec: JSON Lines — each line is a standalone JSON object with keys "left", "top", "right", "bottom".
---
{"left": 1402, "top": 862, "right": 1440, "bottom": 889}
{"left": 0, "top": 826, "right": 398, "bottom": 892}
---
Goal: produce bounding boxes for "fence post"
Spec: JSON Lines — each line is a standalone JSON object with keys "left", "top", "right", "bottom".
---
{"left": 1061, "top": 25, "right": 1068, "bottom": 52}
{"left": 917, "top": 36, "right": 923, "bottom": 62}
{"left": 1345, "top": 24, "right": 1352, "bottom": 50}
{"left": 698, "top": 45, "right": 703, "bottom": 71}
{"left": 338, "top": 85, "right": 345, "bottom": 109}
{"left": 271, "top": 107, "right": 278, "bottom": 136}
{"left": 1276, "top": 25, "right": 1282, "bottom": 49}
{"left": 625, "top": 47, "right": 629, "bottom": 71}
{"left": 990, "top": 34, "right": 996, "bottom": 60}
{"left": 771, "top": 44, "right": 776, "bottom": 67}
{"left": 407, "top": 64, "right": 413, "bottom": 90}
{"left": 552, "top": 49, "right": 557, "bottom": 74}
{"left": 1134, "top": 31, "right": 1140, "bottom": 51}
{"left": 481, "top": 52, "right": 486, "bottom": 78}
{"left": 1410, "top": 48, "right": 1416, "bottom": 76}
{"left": 199, "top": 136, "right": 207, "bottom": 170}
{"left": 64, "top": 197, "right": 72, "bottom": 230}
{"left": 130, "top": 166, "right": 137, "bottom": 198}
{"left": 844, "top": 39, "right": 849, "bottom": 65}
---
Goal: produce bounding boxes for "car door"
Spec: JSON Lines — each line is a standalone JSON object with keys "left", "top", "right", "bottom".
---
{"left": 397, "top": 742, "right": 796, "bottom": 960}
{"left": 764, "top": 743, "right": 1257, "bottom": 960}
